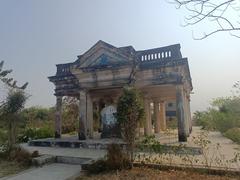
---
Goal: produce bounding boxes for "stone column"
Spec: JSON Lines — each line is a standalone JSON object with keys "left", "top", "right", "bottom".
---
{"left": 144, "top": 98, "right": 152, "bottom": 135}
{"left": 159, "top": 101, "right": 166, "bottom": 131}
{"left": 55, "top": 96, "right": 62, "bottom": 138}
{"left": 186, "top": 95, "right": 192, "bottom": 133}
{"left": 154, "top": 101, "right": 160, "bottom": 133}
{"left": 87, "top": 93, "right": 93, "bottom": 138}
{"left": 79, "top": 90, "right": 87, "bottom": 140}
{"left": 176, "top": 85, "right": 187, "bottom": 142}
{"left": 183, "top": 92, "right": 190, "bottom": 137}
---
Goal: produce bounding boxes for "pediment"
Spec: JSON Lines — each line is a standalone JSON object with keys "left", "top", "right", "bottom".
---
{"left": 77, "top": 40, "right": 132, "bottom": 68}
{"left": 82, "top": 52, "right": 130, "bottom": 69}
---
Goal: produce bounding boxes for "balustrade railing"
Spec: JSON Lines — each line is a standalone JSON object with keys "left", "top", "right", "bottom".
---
{"left": 137, "top": 44, "right": 182, "bottom": 62}
{"left": 56, "top": 63, "right": 73, "bottom": 75}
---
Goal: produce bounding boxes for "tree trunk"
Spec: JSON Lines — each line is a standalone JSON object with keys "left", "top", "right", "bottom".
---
{"left": 8, "top": 116, "right": 16, "bottom": 150}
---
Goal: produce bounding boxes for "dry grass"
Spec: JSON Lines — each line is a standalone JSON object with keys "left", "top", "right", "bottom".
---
{"left": 0, "top": 160, "right": 28, "bottom": 178}
{"left": 77, "top": 167, "right": 239, "bottom": 180}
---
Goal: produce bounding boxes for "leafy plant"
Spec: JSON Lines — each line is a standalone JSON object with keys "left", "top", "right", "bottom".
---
{"left": 18, "top": 127, "right": 54, "bottom": 142}
{"left": 0, "top": 129, "right": 7, "bottom": 144}
{"left": 224, "top": 128, "right": 240, "bottom": 144}
{"left": 193, "top": 84, "right": 240, "bottom": 144}
{"left": 8, "top": 147, "right": 38, "bottom": 166}
{"left": 0, "top": 61, "right": 28, "bottom": 90}
{"left": 117, "top": 86, "right": 144, "bottom": 163}
{"left": 0, "top": 89, "right": 28, "bottom": 150}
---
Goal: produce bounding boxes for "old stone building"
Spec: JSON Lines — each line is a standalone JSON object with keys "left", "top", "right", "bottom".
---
{"left": 49, "top": 40, "right": 193, "bottom": 142}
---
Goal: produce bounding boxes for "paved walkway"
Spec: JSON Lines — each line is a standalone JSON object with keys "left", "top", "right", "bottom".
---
{"left": 1, "top": 163, "right": 81, "bottom": 180}
{"left": 138, "top": 126, "right": 240, "bottom": 170}
{"left": 157, "top": 126, "right": 240, "bottom": 157}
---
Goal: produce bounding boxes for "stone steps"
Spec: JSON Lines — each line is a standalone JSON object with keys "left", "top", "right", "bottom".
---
{"left": 32, "top": 155, "right": 56, "bottom": 166}
{"left": 32, "top": 154, "right": 93, "bottom": 166}
{"left": 56, "top": 156, "right": 93, "bottom": 165}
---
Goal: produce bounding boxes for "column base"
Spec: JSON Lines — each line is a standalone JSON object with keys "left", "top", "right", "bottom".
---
{"left": 78, "top": 132, "right": 86, "bottom": 140}
{"left": 55, "top": 132, "right": 61, "bottom": 139}
{"left": 178, "top": 134, "right": 187, "bottom": 142}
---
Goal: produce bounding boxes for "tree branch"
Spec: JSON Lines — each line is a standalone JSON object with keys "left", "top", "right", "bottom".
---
{"left": 170, "top": 0, "right": 240, "bottom": 39}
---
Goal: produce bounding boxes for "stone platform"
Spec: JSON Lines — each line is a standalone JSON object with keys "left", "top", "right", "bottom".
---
{"left": 22, "top": 127, "right": 240, "bottom": 171}
{"left": 28, "top": 136, "right": 126, "bottom": 150}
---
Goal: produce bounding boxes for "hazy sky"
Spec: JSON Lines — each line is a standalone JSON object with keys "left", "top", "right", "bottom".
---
{"left": 0, "top": 0, "right": 239, "bottom": 113}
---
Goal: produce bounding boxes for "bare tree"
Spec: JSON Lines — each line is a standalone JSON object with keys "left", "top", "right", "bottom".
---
{"left": 171, "top": 0, "right": 240, "bottom": 39}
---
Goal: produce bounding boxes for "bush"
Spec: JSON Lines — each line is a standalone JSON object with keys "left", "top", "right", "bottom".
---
{"left": 8, "top": 147, "right": 38, "bottom": 166}
{"left": 0, "top": 129, "right": 7, "bottom": 144}
{"left": 18, "top": 127, "right": 54, "bottom": 142}
{"left": 9, "top": 147, "right": 32, "bottom": 166}
{"left": 193, "top": 96, "right": 240, "bottom": 134}
{"left": 117, "top": 86, "right": 144, "bottom": 163}
{"left": 138, "top": 135, "right": 164, "bottom": 153}
{"left": 87, "top": 144, "right": 131, "bottom": 174}
{"left": 0, "top": 144, "right": 9, "bottom": 159}
{"left": 224, "top": 128, "right": 240, "bottom": 144}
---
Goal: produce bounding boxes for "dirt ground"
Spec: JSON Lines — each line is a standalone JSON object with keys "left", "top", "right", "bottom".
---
{"left": 76, "top": 167, "right": 239, "bottom": 180}
{"left": 0, "top": 160, "right": 28, "bottom": 178}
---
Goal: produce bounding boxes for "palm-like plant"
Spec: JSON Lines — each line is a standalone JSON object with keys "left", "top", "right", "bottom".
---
{"left": 0, "top": 90, "right": 27, "bottom": 149}
{"left": 0, "top": 60, "right": 28, "bottom": 150}
{"left": 0, "top": 61, "right": 28, "bottom": 90}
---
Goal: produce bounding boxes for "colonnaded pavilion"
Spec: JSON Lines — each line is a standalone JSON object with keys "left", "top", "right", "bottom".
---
{"left": 48, "top": 40, "right": 193, "bottom": 142}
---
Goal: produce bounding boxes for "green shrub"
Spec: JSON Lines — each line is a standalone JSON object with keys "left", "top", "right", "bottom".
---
{"left": 18, "top": 127, "right": 54, "bottom": 142}
{"left": 9, "top": 147, "right": 32, "bottom": 166}
{"left": 138, "top": 135, "right": 164, "bottom": 153}
{"left": 0, "top": 144, "right": 39, "bottom": 164}
{"left": 0, "top": 144, "right": 9, "bottom": 159}
{"left": 0, "top": 129, "right": 7, "bottom": 144}
{"left": 224, "top": 128, "right": 240, "bottom": 144}
{"left": 193, "top": 110, "right": 218, "bottom": 130}
{"left": 193, "top": 96, "right": 240, "bottom": 133}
